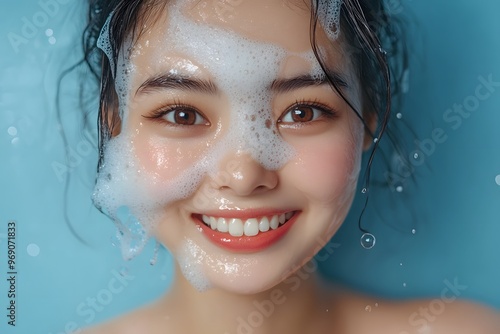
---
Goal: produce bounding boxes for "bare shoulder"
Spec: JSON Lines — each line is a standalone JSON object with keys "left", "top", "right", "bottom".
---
{"left": 80, "top": 302, "right": 174, "bottom": 334}
{"left": 332, "top": 290, "right": 500, "bottom": 334}
{"left": 80, "top": 310, "right": 150, "bottom": 334}
{"left": 396, "top": 298, "right": 500, "bottom": 334}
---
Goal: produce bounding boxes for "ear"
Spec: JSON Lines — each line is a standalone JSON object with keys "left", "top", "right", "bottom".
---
{"left": 362, "top": 110, "right": 378, "bottom": 151}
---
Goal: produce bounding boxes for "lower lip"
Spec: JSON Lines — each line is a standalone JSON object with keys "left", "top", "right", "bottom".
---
{"left": 193, "top": 213, "right": 298, "bottom": 253}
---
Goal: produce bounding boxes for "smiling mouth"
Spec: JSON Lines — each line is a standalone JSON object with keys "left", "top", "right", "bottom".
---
{"left": 192, "top": 211, "right": 299, "bottom": 252}
{"left": 200, "top": 212, "right": 295, "bottom": 237}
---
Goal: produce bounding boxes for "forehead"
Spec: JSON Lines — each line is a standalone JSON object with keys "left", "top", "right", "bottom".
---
{"left": 125, "top": 0, "right": 354, "bottom": 82}
{"left": 131, "top": 0, "right": 315, "bottom": 56}
{"left": 185, "top": 0, "right": 312, "bottom": 52}
{"left": 124, "top": 0, "right": 323, "bottom": 85}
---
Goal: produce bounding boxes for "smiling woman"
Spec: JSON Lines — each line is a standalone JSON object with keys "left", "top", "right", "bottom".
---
{"left": 79, "top": 0, "right": 500, "bottom": 333}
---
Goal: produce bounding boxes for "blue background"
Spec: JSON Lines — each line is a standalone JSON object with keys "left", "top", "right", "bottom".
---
{"left": 1, "top": 0, "right": 499, "bottom": 333}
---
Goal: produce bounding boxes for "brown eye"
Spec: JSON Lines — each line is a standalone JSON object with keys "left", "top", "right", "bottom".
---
{"left": 280, "top": 105, "right": 321, "bottom": 123}
{"left": 290, "top": 107, "right": 315, "bottom": 122}
{"left": 163, "top": 107, "right": 208, "bottom": 126}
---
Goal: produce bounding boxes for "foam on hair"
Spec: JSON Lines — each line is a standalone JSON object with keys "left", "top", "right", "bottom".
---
{"left": 97, "top": 12, "right": 115, "bottom": 77}
{"left": 316, "top": 0, "right": 343, "bottom": 41}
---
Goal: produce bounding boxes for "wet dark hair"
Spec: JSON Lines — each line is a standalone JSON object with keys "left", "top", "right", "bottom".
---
{"left": 82, "top": 0, "right": 408, "bottom": 233}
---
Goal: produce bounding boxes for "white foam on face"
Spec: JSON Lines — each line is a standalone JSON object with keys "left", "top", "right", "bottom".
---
{"left": 157, "top": 1, "right": 297, "bottom": 171}
{"left": 92, "top": 135, "right": 160, "bottom": 260}
{"left": 177, "top": 238, "right": 261, "bottom": 292}
{"left": 93, "top": 0, "right": 333, "bottom": 270}
{"left": 177, "top": 238, "right": 212, "bottom": 292}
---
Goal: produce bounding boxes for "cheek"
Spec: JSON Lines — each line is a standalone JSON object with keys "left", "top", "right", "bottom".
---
{"left": 131, "top": 125, "right": 206, "bottom": 181}
{"left": 287, "top": 132, "right": 362, "bottom": 205}
{"left": 135, "top": 138, "right": 192, "bottom": 176}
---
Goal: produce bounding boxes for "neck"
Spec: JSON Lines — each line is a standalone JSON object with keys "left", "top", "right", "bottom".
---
{"left": 161, "top": 262, "right": 333, "bottom": 334}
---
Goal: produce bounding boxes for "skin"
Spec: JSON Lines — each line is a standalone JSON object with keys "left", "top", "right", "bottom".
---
{"left": 83, "top": 0, "right": 500, "bottom": 333}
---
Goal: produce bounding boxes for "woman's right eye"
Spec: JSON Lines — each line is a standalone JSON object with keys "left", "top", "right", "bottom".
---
{"left": 144, "top": 105, "right": 210, "bottom": 127}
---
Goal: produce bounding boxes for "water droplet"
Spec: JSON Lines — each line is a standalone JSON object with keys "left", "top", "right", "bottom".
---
{"left": 110, "top": 235, "right": 119, "bottom": 247}
{"left": 411, "top": 229, "right": 416, "bottom": 235}
{"left": 413, "top": 153, "right": 419, "bottom": 159}
{"left": 360, "top": 233, "right": 376, "bottom": 249}
{"left": 396, "top": 113, "right": 403, "bottom": 119}
{"left": 150, "top": 241, "right": 160, "bottom": 266}
{"left": 7, "top": 126, "right": 17, "bottom": 136}
{"left": 399, "top": 262, "right": 403, "bottom": 266}
{"left": 45, "top": 28, "right": 53, "bottom": 37}
{"left": 495, "top": 175, "right": 500, "bottom": 186}
{"left": 361, "top": 187, "right": 367, "bottom": 194}
{"left": 373, "top": 137, "right": 379, "bottom": 143}
{"left": 48, "top": 37, "right": 56, "bottom": 45}
{"left": 403, "top": 282, "right": 407, "bottom": 287}
{"left": 365, "top": 305, "right": 372, "bottom": 312}
{"left": 396, "top": 186, "right": 403, "bottom": 192}
{"left": 27, "top": 243, "right": 40, "bottom": 257}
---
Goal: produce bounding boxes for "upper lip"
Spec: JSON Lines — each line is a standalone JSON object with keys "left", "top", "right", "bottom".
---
{"left": 192, "top": 209, "right": 296, "bottom": 219}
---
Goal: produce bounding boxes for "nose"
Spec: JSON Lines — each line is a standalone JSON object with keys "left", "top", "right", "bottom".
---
{"left": 211, "top": 152, "right": 279, "bottom": 196}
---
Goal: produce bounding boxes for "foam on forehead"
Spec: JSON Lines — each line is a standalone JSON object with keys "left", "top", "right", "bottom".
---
{"left": 159, "top": 0, "right": 301, "bottom": 170}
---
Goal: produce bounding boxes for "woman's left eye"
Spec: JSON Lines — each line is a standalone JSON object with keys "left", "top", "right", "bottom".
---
{"left": 278, "top": 103, "right": 336, "bottom": 124}
{"left": 163, "top": 108, "right": 207, "bottom": 126}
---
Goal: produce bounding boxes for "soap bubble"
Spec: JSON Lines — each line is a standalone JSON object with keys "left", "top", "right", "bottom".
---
{"left": 360, "top": 233, "right": 376, "bottom": 249}
{"left": 27, "top": 243, "right": 40, "bottom": 257}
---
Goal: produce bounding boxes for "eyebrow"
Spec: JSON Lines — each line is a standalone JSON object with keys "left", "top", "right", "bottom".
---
{"left": 270, "top": 73, "right": 349, "bottom": 93}
{"left": 135, "top": 74, "right": 219, "bottom": 96}
{"left": 135, "top": 72, "right": 349, "bottom": 97}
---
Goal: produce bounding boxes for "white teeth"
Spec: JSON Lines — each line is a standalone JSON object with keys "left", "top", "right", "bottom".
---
{"left": 228, "top": 218, "right": 244, "bottom": 237}
{"left": 199, "top": 212, "right": 295, "bottom": 236}
{"left": 209, "top": 216, "right": 217, "bottom": 230}
{"left": 259, "top": 217, "right": 270, "bottom": 232}
{"left": 270, "top": 215, "right": 279, "bottom": 230}
{"left": 244, "top": 218, "right": 259, "bottom": 237}
{"left": 217, "top": 217, "right": 228, "bottom": 232}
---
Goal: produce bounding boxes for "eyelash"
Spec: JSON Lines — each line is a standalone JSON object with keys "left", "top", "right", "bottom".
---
{"left": 142, "top": 101, "right": 209, "bottom": 127}
{"left": 278, "top": 99, "right": 339, "bottom": 124}
{"left": 142, "top": 99, "right": 338, "bottom": 127}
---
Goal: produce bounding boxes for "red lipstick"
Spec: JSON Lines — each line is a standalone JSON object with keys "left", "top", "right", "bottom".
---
{"left": 192, "top": 211, "right": 298, "bottom": 253}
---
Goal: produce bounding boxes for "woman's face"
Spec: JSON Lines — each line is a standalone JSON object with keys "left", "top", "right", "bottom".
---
{"left": 109, "top": 0, "right": 365, "bottom": 294}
